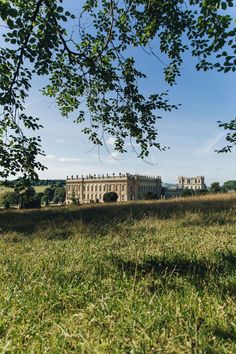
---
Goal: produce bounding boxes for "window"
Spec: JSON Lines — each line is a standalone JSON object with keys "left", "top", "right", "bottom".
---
{"left": 87, "top": 194, "right": 89, "bottom": 200}
{"left": 103, "top": 185, "right": 106, "bottom": 191}
{"left": 91, "top": 185, "right": 93, "bottom": 192}
{"left": 87, "top": 185, "right": 89, "bottom": 191}
{"left": 99, "top": 185, "right": 101, "bottom": 192}
{"left": 95, "top": 185, "right": 97, "bottom": 191}
{"left": 122, "top": 184, "right": 125, "bottom": 192}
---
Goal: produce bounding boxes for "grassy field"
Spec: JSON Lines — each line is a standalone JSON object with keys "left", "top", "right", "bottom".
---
{"left": 0, "top": 185, "right": 49, "bottom": 196}
{"left": 0, "top": 194, "right": 236, "bottom": 352}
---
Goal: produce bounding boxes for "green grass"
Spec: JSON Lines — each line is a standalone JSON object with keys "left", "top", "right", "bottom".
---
{"left": 0, "top": 194, "right": 236, "bottom": 352}
{"left": 0, "top": 186, "right": 13, "bottom": 195}
{"left": 0, "top": 185, "right": 48, "bottom": 196}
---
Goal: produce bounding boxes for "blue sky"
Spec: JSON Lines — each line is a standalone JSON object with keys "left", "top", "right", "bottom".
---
{"left": 24, "top": 2, "right": 236, "bottom": 186}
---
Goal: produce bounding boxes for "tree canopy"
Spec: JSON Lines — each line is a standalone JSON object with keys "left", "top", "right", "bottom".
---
{"left": 0, "top": 0, "right": 235, "bottom": 179}
{"left": 222, "top": 180, "right": 236, "bottom": 191}
{"left": 210, "top": 181, "right": 221, "bottom": 193}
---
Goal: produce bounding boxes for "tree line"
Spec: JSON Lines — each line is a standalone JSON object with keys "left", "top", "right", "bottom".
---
{"left": 0, "top": 183, "right": 66, "bottom": 209}
{"left": 0, "top": 179, "right": 65, "bottom": 188}
{"left": 179, "top": 180, "right": 236, "bottom": 197}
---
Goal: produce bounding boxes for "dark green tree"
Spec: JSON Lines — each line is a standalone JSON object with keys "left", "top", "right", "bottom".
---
{"left": 195, "top": 189, "right": 208, "bottom": 196}
{"left": 103, "top": 192, "right": 118, "bottom": 203}
{"left": 0, "top": 0, "right": 235, "bottom": 179}
{"left": 1, "top": 191, "right": 20, "bottom": 207}
{"left": 70, "top": 191, "right": 80, "bottom": 206}
{"left": 181, "top": 189, "right": 194, "bottom": 197}
{"left": 43, "top": 186, "right": 56, "bottom": 202}
{"left": 144, "top": 192, "right": 158, "bottom": 200}
{"left": 222, "top": 180, "right": 236, "bottom": 192}
{"left": 53, "top": 186, "right": 66, "bottom": 204}
{"left": 41, "top": 195, "right": 49, "bottom": 206}
{"left": 35, "top": 192, "right": 44, "bottom": 202}
{"left": 210, "top": 182, "right": 221, "bottom": 193}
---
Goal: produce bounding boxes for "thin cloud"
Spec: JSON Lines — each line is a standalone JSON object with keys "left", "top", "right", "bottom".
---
{"left": 45, "top": 154, "right": 57, "bottom": 160}
{"left": 109, "top": 151, "right": 119, "bottom": 159}
{"left": 25, "top": 99, "right": 36, "bottom": 108}
{"left": 106, "top": 136, "right": 116, "bottom": 145}
{"left": 194, "top": 132, "right": 225, "bottom": 156}
{"left": 55, "top": 139, "right": 65, "bottom": 144}
{"left": 59, "top": 157, "right": 81, "bottom": 162}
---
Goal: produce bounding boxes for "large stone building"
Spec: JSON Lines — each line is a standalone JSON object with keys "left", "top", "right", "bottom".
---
{"left": 66, "top": 173, "right": 162, "bottom": 204}
{"left": 178, "top": 176, "right": 205, "bottom": 190}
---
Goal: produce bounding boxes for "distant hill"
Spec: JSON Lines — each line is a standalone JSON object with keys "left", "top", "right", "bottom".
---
{"left": 162, "top": 183, "right": 178, "bottom": 189}
{"left": 0, "top": 179, "right": 65, "bottom": 188}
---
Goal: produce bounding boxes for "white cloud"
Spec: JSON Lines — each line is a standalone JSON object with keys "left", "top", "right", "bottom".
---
{"left": 109, "top": 151, "right": 119, "bottom": 159}
{"left": 59, "top": 157, "right": 81, "bottom": 162}
{"left": 194, "top": 132, "right": 225, "bottom": 156}
{"left": 45, "top": 154, "right": 57, "bottom": 160}
{"left": 106, "top": 136, "right": 116, "bottom": 146}
{"left": 25, "top": 99, "right": 36, "bottom": 108}
{"left": 55, "top": 138, "right": 65, "bottom": 144}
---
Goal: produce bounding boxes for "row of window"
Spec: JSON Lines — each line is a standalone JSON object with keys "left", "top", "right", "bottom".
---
{"left": 71, "top": 194, "right": 126, "bottom": 201}
{"left": 185, "top": 179, "right": 202, "bottom": 184}
{"left": 187, "top": 185, "right": 202, "bottom": 190}
{"left": 68, "top": 184, "right": 126, "bottom": 192}
{"left": 138, "top": 185, "right": 159, "bottom": 192}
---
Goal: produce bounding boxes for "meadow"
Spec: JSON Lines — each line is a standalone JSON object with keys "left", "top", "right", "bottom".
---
{"left": 0, "top": 194, "right": 236, "bottom": 353}
{"left": 0, "top": 185, "right": 48, "bottom": 197}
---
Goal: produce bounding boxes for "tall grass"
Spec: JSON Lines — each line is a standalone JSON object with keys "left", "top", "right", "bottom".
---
{"left": 0, "top": 193, "right": 235, "bottom": 352}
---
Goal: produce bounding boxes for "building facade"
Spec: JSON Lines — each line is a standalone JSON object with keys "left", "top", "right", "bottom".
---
{"left": 178, "top": 176, "right": 205, "bottom": 190}
{"left": 66, "top": 173, "right": 162, "bottom": 204}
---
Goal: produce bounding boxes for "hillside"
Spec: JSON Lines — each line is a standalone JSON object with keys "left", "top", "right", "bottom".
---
{"left": 0, "top": 194, "right": 236, "bottom": 352}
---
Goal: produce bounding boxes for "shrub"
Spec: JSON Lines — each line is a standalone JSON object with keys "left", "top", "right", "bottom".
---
{"left": 195, "top": 189, "right": 208, "bottom": 196}
{"left": 180, "top": 189, "right": 194, "bottom": 197}
{"left": 70, "top": 195, "right": 80, "bottom": 206}
{"left": 144, "top": 192, "right": 158, "bottom": 200}
{"left": 3, "top": 201, "right": 10, "bottom": 209}
{"left": 41, "top": 195, "right": 49, "bottom": 206}
{"left": 210, "top": 182, "right": 221, "bottom": 193}
{"left": 1, "top": 191, "right": 19, "bottom": 207}
{"left": 53, "top": 187, "right": 66, "bottom": 204}
{"left": 103, "top": 192, "right": 118, "bottom": 203}
{"left": 20, "top": 198, "right": 41, "bottom": 209}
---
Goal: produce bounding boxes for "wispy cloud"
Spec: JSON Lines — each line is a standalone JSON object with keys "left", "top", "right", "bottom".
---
{"left": 44, "top": 155, "right": 81, "bottom": 163}
{"left": 55, "top": 138, "right": 65, "bottom": 144}
{"left": 194, "top": 132, "right": 225, "bottom": 156}
{"left": 25, "top": 100, "right": 36, "bottom": 108}
{"left": 45, "top": 154, "right": 57, "bottom": 160}
{"left": 106, "top": 136, "right": 116, "bottom": 146}
{"left": 59, "top": 157, "right": 81, "bottom": 163}
{"left": 109, "top": 151, "right": 119, "bottom": 159}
